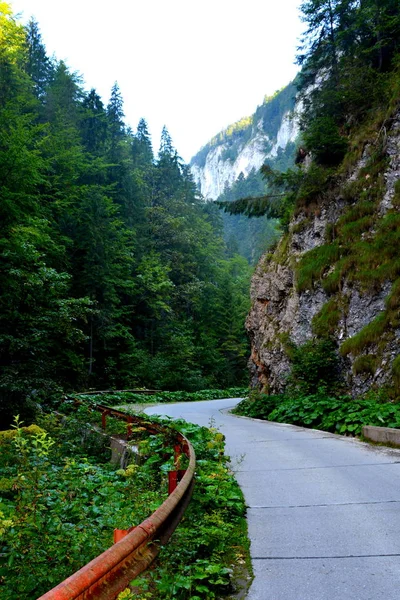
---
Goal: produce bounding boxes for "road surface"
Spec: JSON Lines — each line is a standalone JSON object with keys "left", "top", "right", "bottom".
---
{"left": 145, "top": 398, "right": 400, "bottom": 600}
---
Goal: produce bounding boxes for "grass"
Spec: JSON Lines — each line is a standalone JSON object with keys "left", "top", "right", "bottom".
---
{"left": 312, "top": 297, "right": 343, "bottom": 337}
{"left": 340, "top": 312, "right": 388, "bottom": 356}
{"left": 296, "top": 243, "right": 341, "bottom": 292}
{"left": 353, "top": 354, "right": 377, "bottom": 376}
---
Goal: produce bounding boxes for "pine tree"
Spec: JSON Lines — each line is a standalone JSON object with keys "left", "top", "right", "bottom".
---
{"left": 25, "top": 18, "right": 54, "bottom": 99}
{"left": 81, "top": 88, "right": 107, "bottom": 155}
{"left": 106, "top": 81, "right": 125, "bottom": 161}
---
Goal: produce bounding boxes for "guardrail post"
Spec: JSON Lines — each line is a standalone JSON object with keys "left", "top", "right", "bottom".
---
{"left": 114, "top": 526, "right": 135, "bottom": 543}
{"left": 168, "top": 469, "right": 186, "bottom": 494}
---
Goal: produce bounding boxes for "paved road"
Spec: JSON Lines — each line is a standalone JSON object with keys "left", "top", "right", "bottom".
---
{"left": 145, "top": 398, "right": 400, "bottom": 600}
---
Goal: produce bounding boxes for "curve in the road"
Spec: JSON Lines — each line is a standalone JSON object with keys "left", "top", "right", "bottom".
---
{"left": 146, "top": 398, "right": 400, "bottom": 600}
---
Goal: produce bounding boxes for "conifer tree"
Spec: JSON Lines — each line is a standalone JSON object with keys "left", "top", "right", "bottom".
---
{"left": 25, "top": 18, "right": 54, "bottom": 99}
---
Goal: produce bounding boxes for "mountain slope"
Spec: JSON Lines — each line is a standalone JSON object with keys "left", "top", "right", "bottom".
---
{"left": 247, "top": 110, "right": 400, "bottom": 398}
{"left": 190, "top": 82, "right": 299, "bottom": 199}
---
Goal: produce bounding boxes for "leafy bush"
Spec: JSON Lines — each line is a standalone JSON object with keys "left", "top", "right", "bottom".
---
{"left": 235, "top": 391, "right": 400, "bottom": 437}
{"left": 287, "top": 338, "right": 340, "bottom": 395}
{"left": 234, "top": 391, "right": 280, "bottom": 419}
{"left": 0, "top": 416, "right": 166, "bottom": 599}
{"left": 303, "top": 116, "right": 348, "bottom": 166}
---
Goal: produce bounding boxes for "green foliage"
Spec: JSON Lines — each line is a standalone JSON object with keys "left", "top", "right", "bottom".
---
{"left": 286, "top": 338, "right": 340, "bottom": 394}
{"left": 0, "top": 4, "right": 252, "bottom": 422}
{"left": 392, "top": 355, "right": 400, "bottom": 387}
{"left": 235, "top": 390, "right": 400, "bottom": 436}
{"left": 76, "top": 387, "right": 249, "bottom": 407}
{"left": 0, "top": 414, "right": 169, "bottom": 598}
{"left": 302, "top": 116, "right": 348, "bottom": 166}
{"left": 312, "top": 297, "right": 342, "bottom": 337}
{"left": 127, "top": 415, "right": 250, "bottom": 599}
{"left": 353, "top": 354, "right": 377, "bottom": 376}
{"left": 234, "top": 390, "right": 281, "bottom": 420}
{"left": 296, "top": 243, "right": 341, "bottom": 292}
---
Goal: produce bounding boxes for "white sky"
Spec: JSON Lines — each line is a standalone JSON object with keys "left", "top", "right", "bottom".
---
{"left": 10, "top": 0, "right": 305, "bottom": 162}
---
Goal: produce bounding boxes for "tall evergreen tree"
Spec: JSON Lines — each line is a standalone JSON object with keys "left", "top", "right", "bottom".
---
{"left": 25, "top": 18, "right": 54, "bottom": 99}
{"left": 80, "top": 88, "right": 107, "bottom": 155}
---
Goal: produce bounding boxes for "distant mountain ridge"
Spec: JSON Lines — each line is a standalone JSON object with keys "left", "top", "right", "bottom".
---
{"left": 190, "top": 82, "right": 300, "bottom": 199}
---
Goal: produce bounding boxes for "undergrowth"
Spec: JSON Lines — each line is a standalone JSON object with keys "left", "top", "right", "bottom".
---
{"left": 234, "top": 389, "right": 400, "bottom": 436}
{"left": 125, "top": 414, "right": 251, "bottom": 600}
{"left": 0, "top": 404, "right": 250, "bottom": 600}
{"left": 0, "top": 414, "right": 167, "bottom": 599}
{"left": 73, "top": 387, "right": 248, "bottom": 406}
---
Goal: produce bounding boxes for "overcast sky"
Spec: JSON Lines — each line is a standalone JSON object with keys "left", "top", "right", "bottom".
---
{"left": 11, "top": 0, "right": 304, "bottom": 162}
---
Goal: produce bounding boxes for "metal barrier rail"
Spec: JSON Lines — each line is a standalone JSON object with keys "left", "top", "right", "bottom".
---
{"left": 38, "top": 398, "right": 196, "bottom": 600}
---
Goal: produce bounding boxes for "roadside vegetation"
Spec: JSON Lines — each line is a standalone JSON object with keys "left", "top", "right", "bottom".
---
{"left": 0, "top": 404, "right": 250, "bottom": 600}
{"left": 234, "top": 338, "right": 400, "bottom": 436}
{"left": 76, "top": 387, "right": 248, "bottom": 407}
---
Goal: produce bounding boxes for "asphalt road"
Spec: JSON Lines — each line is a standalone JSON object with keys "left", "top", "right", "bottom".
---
{"left": 145, "top": 398, "right": 400, "bottom": 600}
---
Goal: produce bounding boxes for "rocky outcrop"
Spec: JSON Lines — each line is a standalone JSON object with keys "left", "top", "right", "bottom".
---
{"left": 191, "top": 112, "right": 299, "bottom": 199}
{"left": 246, "top": 113, "right": 400, "bottom": 397}
{"left": 190, "top": 83, "right": 300, "bottom": 199}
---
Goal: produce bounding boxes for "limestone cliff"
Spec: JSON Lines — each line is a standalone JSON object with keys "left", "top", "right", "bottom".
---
{"left": 246, "top": 112, "right": 400, "bottom": 397}
{"left": 190, "top": 82, "right": 299, "bottom": 199}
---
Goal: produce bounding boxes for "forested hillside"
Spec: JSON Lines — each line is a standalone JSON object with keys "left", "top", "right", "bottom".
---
{"left": 0, "top": 3, "right": 252, "bottom": 427}
{"left": 190, "top": 84, "right": 299, "bottom": 263}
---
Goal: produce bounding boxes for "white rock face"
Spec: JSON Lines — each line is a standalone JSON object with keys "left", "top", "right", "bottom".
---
{"left": 268, "top": 111, "right": 300, "bottom": 158}
{"left": 191, "top": 111, "right": 300, "bottom": 200}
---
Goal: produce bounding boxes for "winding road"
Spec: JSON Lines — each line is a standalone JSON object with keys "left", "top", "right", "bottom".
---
{"left": 146, "top": 398, "right": 400, "bottom": 600}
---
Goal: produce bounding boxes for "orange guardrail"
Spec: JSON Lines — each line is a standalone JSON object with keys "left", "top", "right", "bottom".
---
{"left": 37, "top": 398, "right": 196, "bottom": 600}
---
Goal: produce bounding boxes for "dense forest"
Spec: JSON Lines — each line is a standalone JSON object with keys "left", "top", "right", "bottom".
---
{"left": 0, "top": 3, "right": 252, "bottom": 427}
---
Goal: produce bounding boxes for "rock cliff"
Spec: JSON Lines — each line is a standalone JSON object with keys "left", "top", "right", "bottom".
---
{"left": 190, "top": 82, "right": 299, "bottom": 199}
{"left": 246, "top": 111, "right": 400, "bottom": 397}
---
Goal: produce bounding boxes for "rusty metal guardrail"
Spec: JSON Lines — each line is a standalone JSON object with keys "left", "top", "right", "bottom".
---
{"left": 37, "top": 396, "right": 196, "bottom": 600}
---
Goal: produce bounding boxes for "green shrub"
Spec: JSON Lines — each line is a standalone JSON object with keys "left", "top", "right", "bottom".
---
{"left": 303, "top": 116, "right": 348, "bottom": 166}
{"left": 233, "top": 391, "right": 280, "bottom": 419}
{"left": 74, "top": 387, "right": 249, "bottom": 407}
{"left": 287, "top": 339, "right": 340, "bottom": 394}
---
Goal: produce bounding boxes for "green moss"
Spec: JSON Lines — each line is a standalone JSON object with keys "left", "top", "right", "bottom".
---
{"left": 353, "top": 354, "right": 377, "bottom": 375}
{"left": 312, "top": 297, "right": 342, "bottom": 337}
{"left": 296, "top": 243, "right": 341, "bottom": 292}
